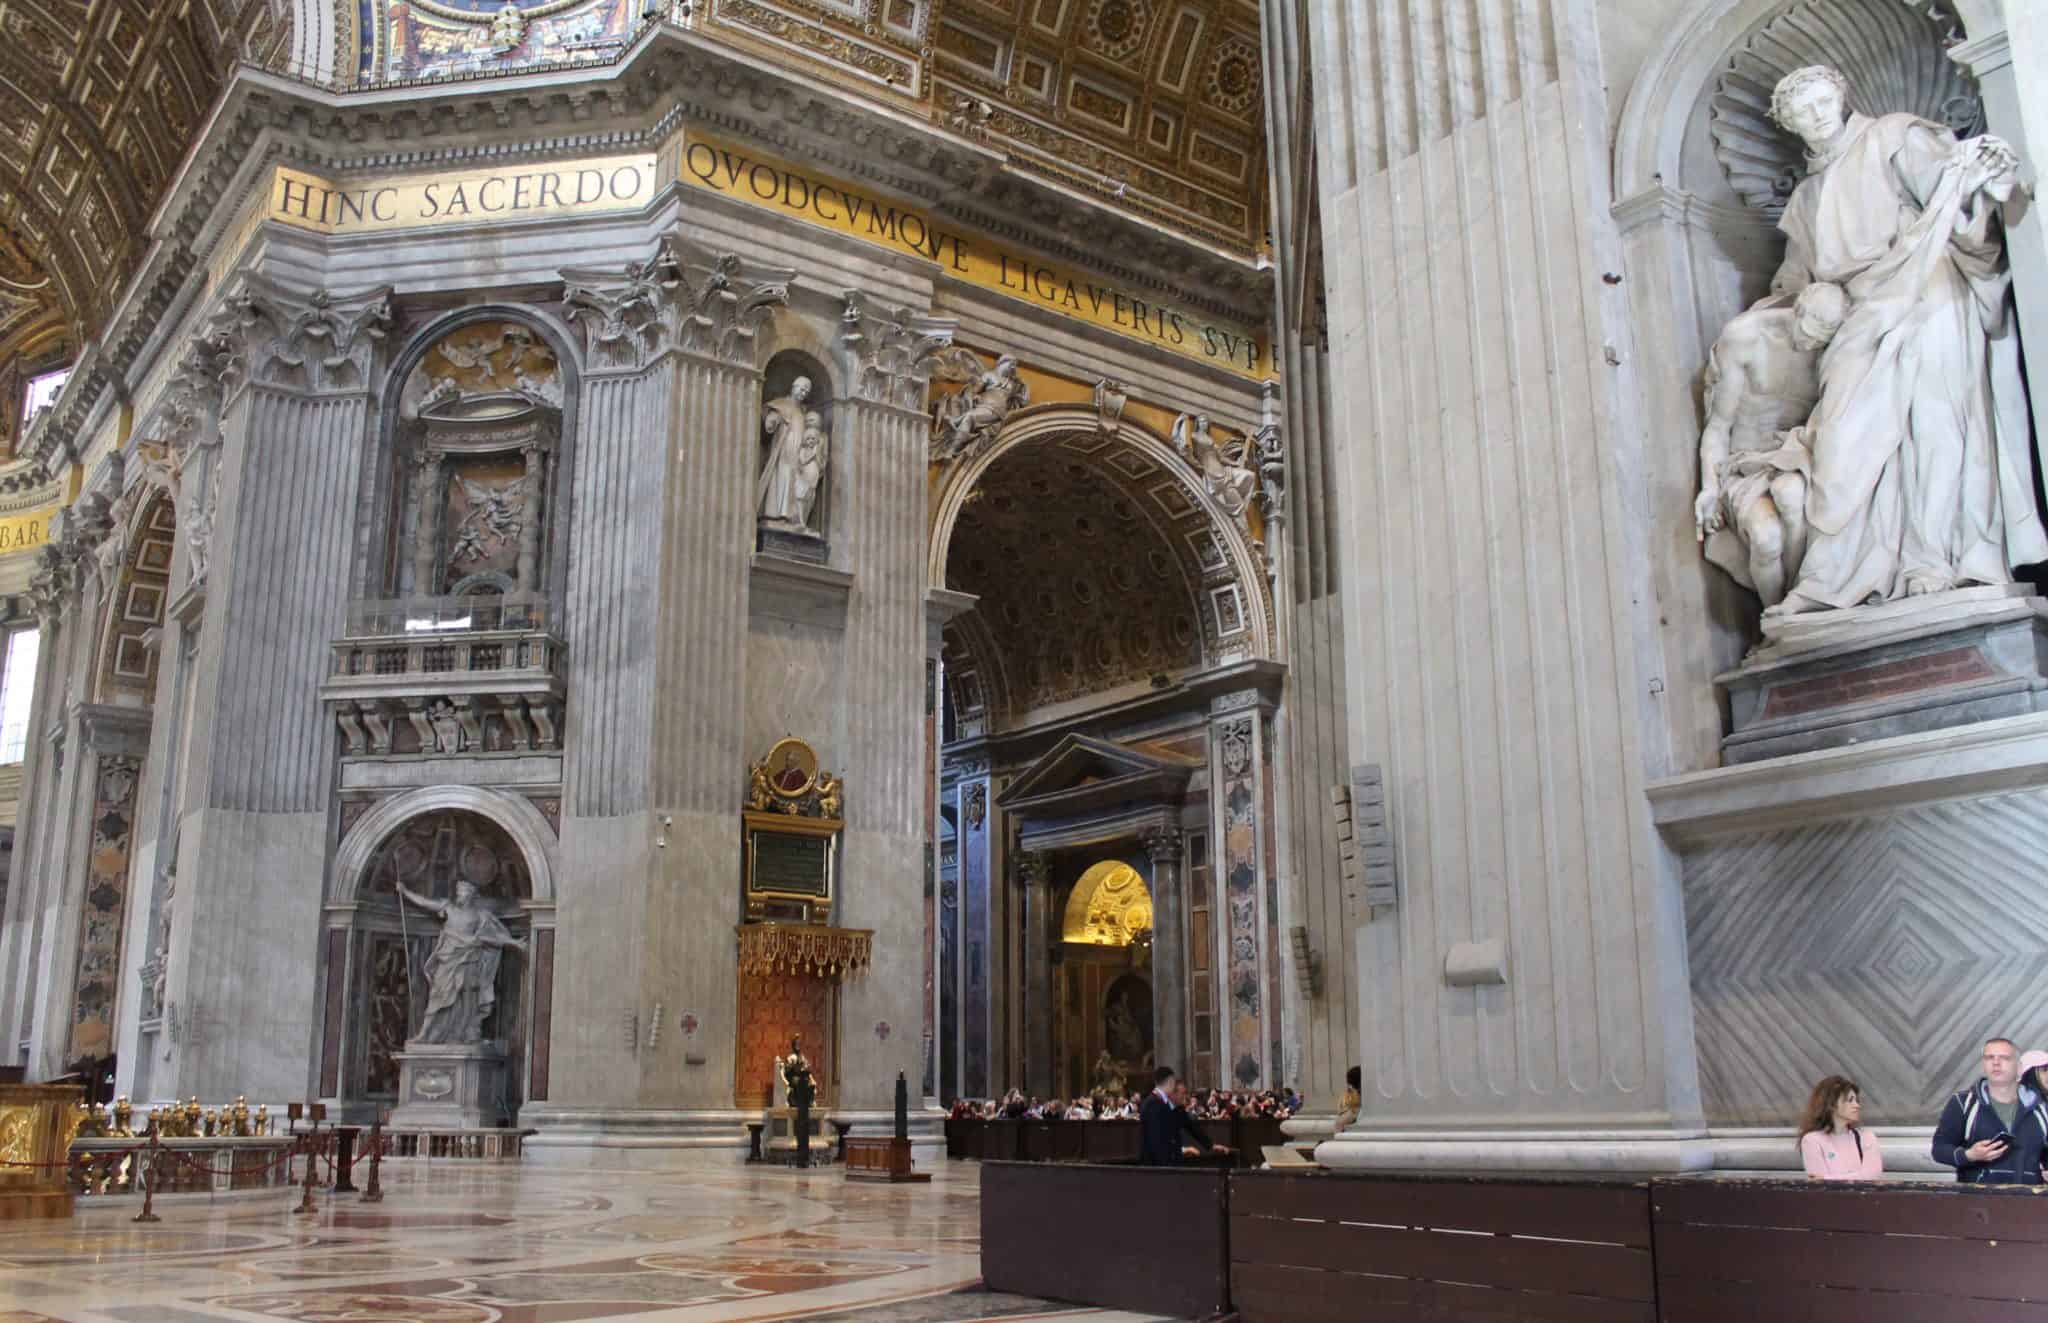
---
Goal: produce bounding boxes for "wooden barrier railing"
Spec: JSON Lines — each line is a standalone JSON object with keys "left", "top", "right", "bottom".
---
{"left": 944, "top": 1115, "right": 1291, "bottom": 1166}
{"left": 983, "top": 1164, "right": 2048, "bottom": 1323}
{"left": 981, "top": 1161, "right": 1231, "bottom": 1319}
{"left": 1652, "top": 1178, "right": 2048, "bottom": 1323}
{"left": 1233, "top": 1171, "right": 1655, "bottom": 1322}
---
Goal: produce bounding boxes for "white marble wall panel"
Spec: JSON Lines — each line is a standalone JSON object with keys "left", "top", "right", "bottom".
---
{"left": 1682, "top": 786, "right": 2048, "bottom": 1129}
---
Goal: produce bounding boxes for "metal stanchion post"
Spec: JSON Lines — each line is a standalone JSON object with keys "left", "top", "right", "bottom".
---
{"left": 360, "top": 1117, "right": 385, "bottom": 1203}
{"left": 132, "top": 1135, "right": 162, "bottom": 1223}
{"left": 293, "top": 1131, "right": 321, "bottom": 1216}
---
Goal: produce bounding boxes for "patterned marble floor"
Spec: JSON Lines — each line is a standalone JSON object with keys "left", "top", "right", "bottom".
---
{"left": 0, "top": 1160, "right": 1172, "bottom": 1323}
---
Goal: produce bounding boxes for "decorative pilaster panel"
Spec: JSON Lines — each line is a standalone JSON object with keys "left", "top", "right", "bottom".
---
{"left": 1020, "top": 850, "right": 1054, "bottom": 1097}
{"left": 958, "top": 771, "right": 992, "bottom": 1098}
{"left": 64, "top": 715, "right": 145, "bottom": 1062}
{"left": 1142, "top": 827, "right": 1187, "bottom": 1076}
{"left": 1211, "top": 695, "right": 1270, "bottom": 1089}
{"left": 831, "top": 293, "right": 954, "bottom": 1110}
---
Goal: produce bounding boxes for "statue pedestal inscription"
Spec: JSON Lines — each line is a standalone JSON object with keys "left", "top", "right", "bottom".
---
{"left": 389, "top": 1041, "right": 510, "bottom": 1130}
{"left": 1717, "top": 585, "right": 2048, "bottom": 763}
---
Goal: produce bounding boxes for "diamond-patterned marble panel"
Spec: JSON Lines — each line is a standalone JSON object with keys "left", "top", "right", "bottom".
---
{"left": 1684, "top": 788, "right": 2048, "bottom": 1127}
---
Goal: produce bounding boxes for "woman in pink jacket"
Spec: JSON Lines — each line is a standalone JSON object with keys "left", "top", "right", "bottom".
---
{"left": 1799, "top": 1075, "right": 1884, "bottom": 1180}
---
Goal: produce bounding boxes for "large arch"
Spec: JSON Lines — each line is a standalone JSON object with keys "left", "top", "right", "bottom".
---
{"left": 333, "top": 784, "right": 560, "bottom": 906}
{"left": 928, "top": 405, "right": 1276, "bottom": 663}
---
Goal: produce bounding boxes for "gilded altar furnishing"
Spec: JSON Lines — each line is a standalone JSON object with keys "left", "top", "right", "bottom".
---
{"left": 0, "top": 1083, "right": 83, "bottom": 1219}
{"left": 735, "top": 923, "right": 874, "bottom": 980}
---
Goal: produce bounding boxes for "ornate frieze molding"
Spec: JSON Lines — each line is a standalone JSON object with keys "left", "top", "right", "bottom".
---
{"left": 838, "top": 291, "right": 955, "bottom": 412}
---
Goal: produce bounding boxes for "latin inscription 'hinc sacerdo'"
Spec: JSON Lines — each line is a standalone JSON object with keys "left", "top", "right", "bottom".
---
{"left": 266, "top": 158, "right": 657, "bottom": 234}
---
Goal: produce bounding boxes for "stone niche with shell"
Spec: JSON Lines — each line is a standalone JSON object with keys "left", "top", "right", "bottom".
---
{"left": 396, "top": 320, "right": 566, "bottom": 609}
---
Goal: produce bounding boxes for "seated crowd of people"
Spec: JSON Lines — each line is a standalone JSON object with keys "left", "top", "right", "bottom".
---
{"left": 948, "top": 1083, "right": 1300, "bottom": 1123}
{"left": 1802, "top": 1037, "right": 2048, "bottom": 1184}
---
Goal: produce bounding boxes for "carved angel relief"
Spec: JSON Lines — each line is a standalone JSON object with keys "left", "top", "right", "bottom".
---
{"left": 1171, "top": 412, "right": 1258, "bottom": 520}
{"left": 929, "top": 350, "right": 1028, "bottom": 462}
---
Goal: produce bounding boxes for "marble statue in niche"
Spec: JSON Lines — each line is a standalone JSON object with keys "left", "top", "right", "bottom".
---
{"left": 931, "top": 352, "right": 1029, "bottom": 461}
{"left": 396, "top": 878, "right": 527, "bottom": 1045}
{"left": 1173, "top": 412, "right": 1257, "bottom": 519}
{"left": 759, "top": 376, "right": 828, "bottom": 534}
{"left": 1693, "top": 282, "right": 1846, "bottom": 607}
{"left": 1697, "top": 65, "right": 2039, "bottom": 615}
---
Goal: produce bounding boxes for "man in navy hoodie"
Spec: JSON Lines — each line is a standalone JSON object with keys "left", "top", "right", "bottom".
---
{"left": 1932, "top": 1037, "right": 2048, "bottom": 1184}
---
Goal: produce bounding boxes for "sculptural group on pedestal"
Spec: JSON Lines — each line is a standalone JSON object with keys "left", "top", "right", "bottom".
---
{"left": 1695, "top": 65, "right": 2037, "bottom": 618}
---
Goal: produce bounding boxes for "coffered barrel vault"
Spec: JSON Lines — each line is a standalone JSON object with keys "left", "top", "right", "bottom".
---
{"left": 0, "top": 1, "right": 290, "bottom": 364}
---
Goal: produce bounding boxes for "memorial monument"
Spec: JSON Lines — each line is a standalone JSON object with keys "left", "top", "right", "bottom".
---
{"left": 1700, "top": 64, "right": 2048, "bottom": 761}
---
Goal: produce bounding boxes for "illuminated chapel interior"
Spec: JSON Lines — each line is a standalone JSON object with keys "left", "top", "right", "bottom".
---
{"left": 0, "top": 0, "right": 2045, "bottom": 1244}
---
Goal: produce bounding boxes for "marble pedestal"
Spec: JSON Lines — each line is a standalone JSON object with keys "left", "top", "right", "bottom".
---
{"left": 758, "top": 524, "right": 827, "bottom": 565}
{"left": 1718, "top": 586, "right": 2048, "bottom": 764}
{"left": 765, "top": 1106, "right": 824, "bottom": 1161}
{"left": 388, "top": 1042, "right": 509, "bottom": 1130}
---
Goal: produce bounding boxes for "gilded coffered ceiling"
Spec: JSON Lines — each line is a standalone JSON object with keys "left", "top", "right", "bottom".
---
{"left": 352, "top": 0, "right": 1268, "bottom": 256}
{"left": 0, "top": 0, "right": 290, "bottom": 429}
{"left": 706, "top": 0, "right": 1269, "bottom": 253}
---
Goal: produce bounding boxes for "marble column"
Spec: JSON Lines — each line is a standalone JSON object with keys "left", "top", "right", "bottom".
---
{"left": 1, "top": 510, "right": 104, "bottom": 1078}
{"left": 953, "top": 764, "right": 994, "bottom": 1098}
{"left": 1141, "top": 826, "right": 1187, "bottom": 1078}
{"left": 832, "top": 294, "right": 955, "bottom": 1117}
{"left": 411, "top": 452, "right": 443, "bottom": 597}
{"left": 0, "top": 554, "right": 71, "bottom": 1066}
{"left": 1019, "top": 850, "right": 1054, "bottom": 1098}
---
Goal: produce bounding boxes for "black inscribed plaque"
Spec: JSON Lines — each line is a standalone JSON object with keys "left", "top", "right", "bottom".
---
{"left": 751, "top": 829, "right": 831, "bottom": 898}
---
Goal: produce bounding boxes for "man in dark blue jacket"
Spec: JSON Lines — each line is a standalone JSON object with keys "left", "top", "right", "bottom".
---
{"left": 1932, "top": 1037, "right": 2048, "bottom": 1184}
{"left": 1139, "top": 1066, "right": 1229, "bottom": 1166}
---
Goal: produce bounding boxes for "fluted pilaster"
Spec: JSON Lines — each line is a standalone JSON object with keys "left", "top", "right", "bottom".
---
{"left": 167, "top": 277, "right": 391, "bottom": 1101}
{"left": 830, "top": 293, "right": 954, "bottom": 1108}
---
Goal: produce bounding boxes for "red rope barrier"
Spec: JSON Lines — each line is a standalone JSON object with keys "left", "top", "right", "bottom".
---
{"left": 158, "top": 1141, "right": 303, "bottom": 1180}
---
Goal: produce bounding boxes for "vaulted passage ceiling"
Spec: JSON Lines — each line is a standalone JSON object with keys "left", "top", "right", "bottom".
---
{"left": 0, "top": 0, "right": 290, "bottom": 451}
{"left": 944, "top": 429, "right": 1225, "bottom": 725}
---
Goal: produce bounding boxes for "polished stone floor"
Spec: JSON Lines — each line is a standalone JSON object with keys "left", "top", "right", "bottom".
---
{"left": 0, "top": 1160, "right": 1169, "bottom": 1323}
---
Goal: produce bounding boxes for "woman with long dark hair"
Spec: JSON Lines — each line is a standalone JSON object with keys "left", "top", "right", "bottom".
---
{"left": 1798, "top": 1075, "right": 1884, "bottom": 1180}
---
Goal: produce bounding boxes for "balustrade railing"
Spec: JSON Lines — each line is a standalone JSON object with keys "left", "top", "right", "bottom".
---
{"left": 343, "top": 595, "right": 550, "bottom": 639}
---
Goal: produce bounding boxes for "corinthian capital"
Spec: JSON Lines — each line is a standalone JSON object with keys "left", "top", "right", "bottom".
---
{"left": 207, "top": 277, "right": 394, "bottom": 395}
{"left": 564, "top": 247, "right": 681, "bottom": 371}
{"left": 839, "top": 291, "right": 957, "bottom": 411}
{"left": 664, "top": 233, "right": 793, "bottom": 366}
